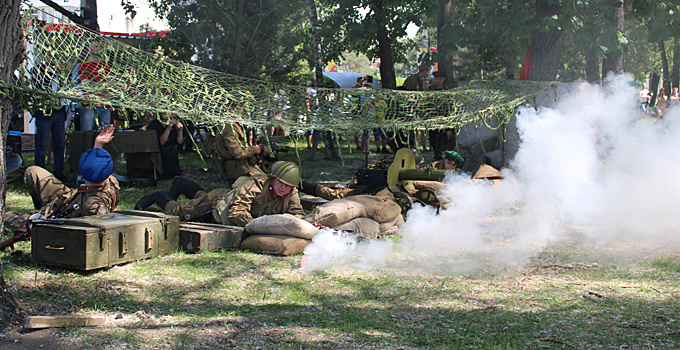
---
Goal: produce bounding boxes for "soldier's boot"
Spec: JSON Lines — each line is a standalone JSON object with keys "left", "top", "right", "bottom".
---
{"left": 300, "top": 179, "right": 318, "bottom": 196}
{"left": 135, "top": 190, "right": 174, "bottom": 211}
{"left": 169, "top": 176, "right": 203, "bottom": 200}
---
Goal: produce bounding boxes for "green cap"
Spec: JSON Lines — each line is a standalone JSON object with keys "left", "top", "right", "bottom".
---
{"left": 444, "top": 151, "right": 464, "bottom": 164}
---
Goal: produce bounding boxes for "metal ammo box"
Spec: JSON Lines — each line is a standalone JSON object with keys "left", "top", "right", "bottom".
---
{"left": 179, "top": 223, "right": 243, "bottom": 253}
{"left": 31, "top": 210, "right": 179, "bottom": 270}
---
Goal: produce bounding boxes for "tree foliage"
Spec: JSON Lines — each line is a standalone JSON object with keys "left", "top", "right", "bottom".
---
{"left": 149, "top": 0, "right": 312, "bottom": 82}
{"left": 317, "top": 0, "right": 434, "bottom": 88}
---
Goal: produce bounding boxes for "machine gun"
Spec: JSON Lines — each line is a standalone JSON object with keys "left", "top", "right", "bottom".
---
{"left": 352, "top": 149, "right": 450, "bottom": 214}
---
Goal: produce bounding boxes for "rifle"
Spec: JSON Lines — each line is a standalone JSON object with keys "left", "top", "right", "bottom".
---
{"left": 0, "top": 203, "right": 79, "bottom": 251}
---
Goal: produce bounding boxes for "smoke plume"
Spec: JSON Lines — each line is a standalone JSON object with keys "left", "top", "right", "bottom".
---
{"left": 301, "top": 75, "right": 680, "bottom": 274}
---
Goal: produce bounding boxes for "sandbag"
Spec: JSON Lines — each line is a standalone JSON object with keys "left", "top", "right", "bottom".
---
{"left": 240, "top": 234, "right": 311, "bottom": 256}
{"left": 413, "top": 181, "right": 447, "bottom": 194}
{"left": 245, "top": 213, "right": 320, "bottom": 239}
{"left": 303, "top": 199, "right": 366, "bottom": 227}
{"left": 378, "top": 214, "right": 404, "bottom": 233}
{"left": 333, "top": 217, "right": 381, "bottom": 238}
{"left": 344, "top": 195, "right": 401, "bottom": 223}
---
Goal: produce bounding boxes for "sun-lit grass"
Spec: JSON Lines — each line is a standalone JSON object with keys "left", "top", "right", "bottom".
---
{"left": 4, "top": 136, "right": 680, "bottom": 349}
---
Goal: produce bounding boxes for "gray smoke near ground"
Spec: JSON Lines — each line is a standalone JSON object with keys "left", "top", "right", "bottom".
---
{"left": 301, "top": 75, "right": 680, "bottom": 275}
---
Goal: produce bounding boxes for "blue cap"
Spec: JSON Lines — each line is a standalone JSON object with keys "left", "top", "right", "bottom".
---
{"left": 79, "top": 148, "right": 113, "bottom": 183}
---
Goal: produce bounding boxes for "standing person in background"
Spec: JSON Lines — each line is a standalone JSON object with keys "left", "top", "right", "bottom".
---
{"left": 657, "top": 87, "right": 668, "bottom": 117}
{"left": 426, "top": 71, "right": 455, "bottom": 160}
{"left": 669, "top": 87, "right": 679, "bottom": 107}
{"left": 146, "top": 113, "right": 184, "bottom": 179}
{"left": 639, "top": 83, "right": 652, "bottom": 113}
{"left": 402, "top": 65, "right": 431, "bottom": 151}
{"left": 403, "top": 65, "right": 431, "bottom": 91}
{"left": 77, "top": 41, "right": 112, "bottom": 130}
{"left": 31, "top": 52, "right": 67, "bottom": 181}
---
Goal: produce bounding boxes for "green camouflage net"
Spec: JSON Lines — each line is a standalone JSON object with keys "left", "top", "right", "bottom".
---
{"left": 2, "top": 8, "right": 552, "bottom": 135}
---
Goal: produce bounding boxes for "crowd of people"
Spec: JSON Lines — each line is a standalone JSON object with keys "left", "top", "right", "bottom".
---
{"left": 639, "top": 83, "right": 679, "bottom": 117}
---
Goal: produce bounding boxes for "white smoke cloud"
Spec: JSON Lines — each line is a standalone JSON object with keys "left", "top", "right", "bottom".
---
{"left": 301, "top": 75, "right": 680, "bottom": 274}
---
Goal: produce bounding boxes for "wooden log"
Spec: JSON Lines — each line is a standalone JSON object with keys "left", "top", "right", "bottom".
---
{"left": 25, "top": 315, "right": 107, "bottom": 329}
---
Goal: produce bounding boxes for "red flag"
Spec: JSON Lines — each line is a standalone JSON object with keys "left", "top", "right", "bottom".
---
{"left": 520, "top": 46, "right": 532, "bottom": 80}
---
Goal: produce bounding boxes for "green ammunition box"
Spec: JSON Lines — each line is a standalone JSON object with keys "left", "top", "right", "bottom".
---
{"left": 179, "top": 223, "right": 243, "bottom": 253}
{"left": 31, "top": 211, "right": 179, "bottom": 270}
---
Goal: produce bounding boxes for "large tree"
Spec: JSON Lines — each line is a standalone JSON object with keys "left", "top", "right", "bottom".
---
{"left": 0, "top": 0, "right": 26, "bottom": 330}
{"left": 149, "top": 0, "right": 310, "bottom": 80}
{"left": 318, "top": 0, "right": 433, "bottom": 89}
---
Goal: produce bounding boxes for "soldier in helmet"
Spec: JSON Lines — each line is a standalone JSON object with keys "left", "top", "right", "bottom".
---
{"left": 134, "top": 161, "right": 304, "bottom": 226}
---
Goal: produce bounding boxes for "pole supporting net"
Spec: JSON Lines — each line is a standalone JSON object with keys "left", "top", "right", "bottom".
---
{"left": 2, "top": 7, "right": 553, "bottom": 135}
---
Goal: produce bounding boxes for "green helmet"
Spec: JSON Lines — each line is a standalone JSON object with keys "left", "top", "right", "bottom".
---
{"left": 271, "top": 161, "right": 300, "bottom": 187}
{"left": 269, "top": 161, "right": 285, "bottom": 174}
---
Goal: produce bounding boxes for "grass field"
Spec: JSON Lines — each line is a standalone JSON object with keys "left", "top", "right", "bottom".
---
{"left": 3, "top": 136, "right": 680, "bottom": 349}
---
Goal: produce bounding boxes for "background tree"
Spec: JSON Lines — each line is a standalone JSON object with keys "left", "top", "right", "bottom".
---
{"left": 149, "top": 0, "right": 311, "bottom": 81}
{"left": 318, "top": 0, "right": 433, "bottom": 89}
{"left": 0, "top": 0, "right": 26, "bottom": 330}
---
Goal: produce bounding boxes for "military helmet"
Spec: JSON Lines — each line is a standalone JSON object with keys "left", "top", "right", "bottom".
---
{"left": 269, "top": 161, "right": 284, "bottom": 174}
{"left": 271, "top": 161, "right": 300, "bottom": 187}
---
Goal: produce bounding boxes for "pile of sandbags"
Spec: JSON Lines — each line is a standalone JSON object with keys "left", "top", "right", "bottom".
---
{"left": 241, "top": 214, "right": 319, "bottom": 255}
{"left": 303, "top": 190, "right": 403, "bottom": 239}
{"left": 240, "top": 191, "right": 405, "bottom": 256}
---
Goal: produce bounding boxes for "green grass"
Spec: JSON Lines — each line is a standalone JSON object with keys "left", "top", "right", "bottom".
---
{"left": 4, "top": 137, "right": 680, "bottom": 349}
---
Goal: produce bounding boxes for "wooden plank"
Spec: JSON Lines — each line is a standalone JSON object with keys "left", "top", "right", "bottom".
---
{"left": 25, "top": 315, "right": 107, "bottom": 329}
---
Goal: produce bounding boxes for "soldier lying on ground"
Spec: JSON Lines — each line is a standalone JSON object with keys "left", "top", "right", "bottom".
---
{"left": 134, "top": 161, "right": 304, "bottom": 226}
{"left": 3, "top": 125, "right": 120, "bottom": 236}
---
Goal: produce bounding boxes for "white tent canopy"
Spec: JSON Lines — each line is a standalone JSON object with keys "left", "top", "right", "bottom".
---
{"left": 322, "top": 72, "right": 382, "bottom": 89}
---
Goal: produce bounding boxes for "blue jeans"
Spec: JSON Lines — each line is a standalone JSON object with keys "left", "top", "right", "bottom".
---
{"left": 79, "top": 106, "right": 111, "bottom": 130}
{"left": 34, "top": 107, "right": 67, "bottom": 177}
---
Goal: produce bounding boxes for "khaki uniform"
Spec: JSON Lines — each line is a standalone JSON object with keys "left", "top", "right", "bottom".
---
{"left": 403, "top": 73, "right": 425, "bottom": 91}
{"left": 315, "top": 185, "right": 356, "bottom": 201}
{"left": 163, "top": 188, "right": 231, "bottom": 221}
{"left": 227, "top": 175, "right": 305, "bottom": 227}
{"left": 5, "top": 166, "right": 120, "bottom": 229}
{"left": 214, "top": 123, "right": 265, "bottom": 180}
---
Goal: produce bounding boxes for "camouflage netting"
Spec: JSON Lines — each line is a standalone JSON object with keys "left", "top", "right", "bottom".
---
{"left": 2, "top": 8, "right": 552, "bottom": 137}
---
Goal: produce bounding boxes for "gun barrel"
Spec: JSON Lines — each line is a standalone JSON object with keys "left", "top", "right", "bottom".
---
{"left": 398, "top": 169, "right": 448, "bottom": 182}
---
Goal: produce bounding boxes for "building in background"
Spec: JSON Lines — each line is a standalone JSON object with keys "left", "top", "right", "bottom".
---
{"left": 27, "top": 0, "right": 167, "bottom": 33}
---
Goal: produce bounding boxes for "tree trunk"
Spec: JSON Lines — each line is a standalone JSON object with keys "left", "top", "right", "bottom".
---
{"left": 585, "top": 47, "right": 600, "bottom": 84}
{"left": 601, "top": 0, "right": 624, "bottom": 79}
{"left": 528, "top": 0, "right": 564, "bottom": 81}
{"left": 672, "top": 36, "right": 679, "bottom": 89}
{"left": 650, "top": 72, "right": 660, "bottom": 107}
{"left": 306, "top": 0, "right": 324, "bottom": 88}
{"left": 659, "top": 40, "right": 670, "bottom": 94}
{"left": 437, "top": 0, "right": 455, "bottom": 86}
{"left": 233, "top": 0, "right": 245, "bottom": 75}
{"left": 79, "top": 0, "right": 99, "bottom": 32}
{"left": 371, "top": 0, "right": 396, "bottom": 89}
{"left": 0, "top": 0, "right": 26, "bottom": 330}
